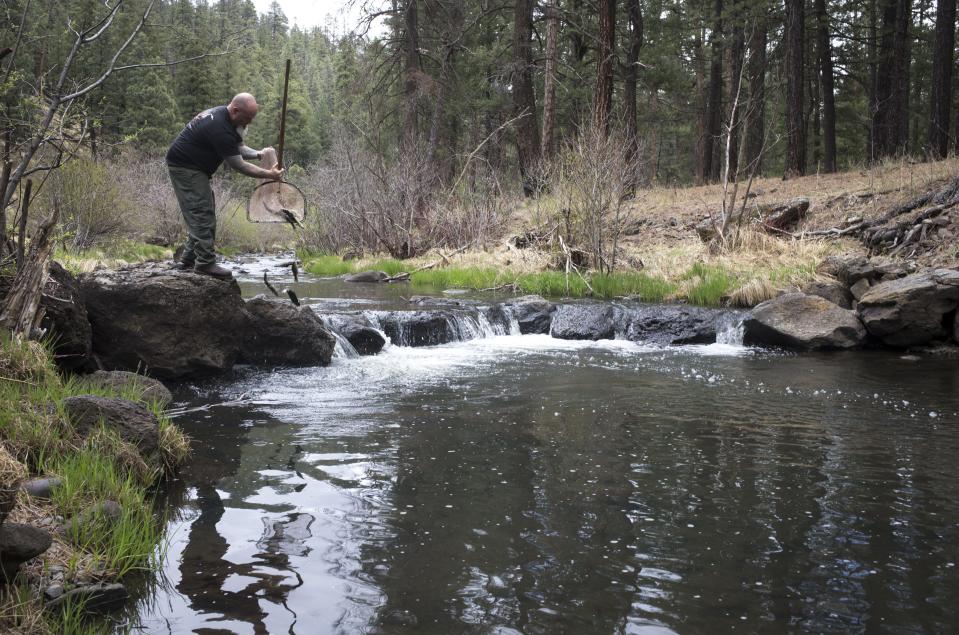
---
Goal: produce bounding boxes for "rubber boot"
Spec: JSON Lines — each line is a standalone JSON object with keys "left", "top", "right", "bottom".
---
{"left": 194, "top": 263, "right": 233, "bottom": 280}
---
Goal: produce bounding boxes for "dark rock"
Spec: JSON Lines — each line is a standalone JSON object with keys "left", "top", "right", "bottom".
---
{"left": 487, "top": 296, "right": 556, "bottom": 334}
{"left": 44, "top": 585, "right": 64, "bottom": 601}
{"left": 62, "top": 396, "right": 159, "bottom": 456}
{"left": 324, "top": 314, "right": 387, "bottom": 355}
{"left": 87, "top": 370, "right": 172, "bottom": 407}
{"left": 857, "top": 269, "right": 959, "bottom": 347}
{"left": 623, "top": 305, "right": 731, "bottom": 345}
{"left": 817, "top": 255, "right": 909, "bottom": 286}
{"left": 21, "top": 477, "right": 62, "bottom": 500}
{"left": 380, "top": 311, "right": 456, "bottom": 347}
{"left": 743, "top": 293, "right": 867, "bottom": 350}
{"left": 79, "top": 264, "right": 248, "bottom": 379}
{"left": 345, "top": 270, "right": 390, "bottom": 283}
{"left": 60, "top": 501, "right": 122, "bottom": 541}
{"left": 550, "top": 304, "right": 617, "bottom": 341}
{"left": 46, "top": 583, "right": 129, "bottom": 614}
{"left": 849, "top": 277, "right": 871, "bottom": 300}
{"left": 0, "top": 523, "right": 52, "bottom": 580}
{"left": 761, "top": 197, "right": 810, "bottom": 231}
{"left": 242, "top": 297, "right": 335, "bottom": 366}
{"left": 803, "top": 280, "right": 853, "bottom": 309}
{"left": 955, "top": 311, "right": 959, "bottom": 345}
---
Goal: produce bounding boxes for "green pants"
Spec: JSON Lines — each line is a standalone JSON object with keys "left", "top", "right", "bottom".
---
{"left": 168, "top": 166, "right": 217, "bottom": 266}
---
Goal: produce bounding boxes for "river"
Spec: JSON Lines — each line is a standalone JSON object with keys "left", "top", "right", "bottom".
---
{"left": 131, "top": 257, "right": 959, "bottom": 634}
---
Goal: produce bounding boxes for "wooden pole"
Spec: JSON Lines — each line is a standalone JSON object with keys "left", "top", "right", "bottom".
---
{"left": 277, "top": 58, "right": 291, "bottom": 170}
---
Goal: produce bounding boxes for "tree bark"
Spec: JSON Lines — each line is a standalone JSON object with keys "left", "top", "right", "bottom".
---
{"left": 623, "top": 0, "right": 644, "bottom": 191}
{"left": 702, "top": 0, "right": 724, "bottom": 183}
{"left": 725, "top": 2, "right": 745, "bottom": 179}
{"left": 784, "top": 0, "right": 805, "bottom": 178}
{"left": 928, "top": 0, "right": 956, "bottom": 158}
{"left": 815, "top": 0, "right": 837, "bottom": 172}
{"left": 594, "top": 0, "right": 617, "bottom": 135}
{"left": 402, "top": 0, "right": 421, "bottom": 149}
{"left": 541, "top": 0, "right": 559, "bottom": 162}
{"left": 512, "top": 0, "right": 540, "bottom": 196}
{"left": 744, "top": 7, "right": 767, "bottom": 175}
{"left": 872, "top": 0, "right": 911, "bottom": 158}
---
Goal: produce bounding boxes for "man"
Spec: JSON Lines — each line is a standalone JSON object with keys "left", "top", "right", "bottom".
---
{"left": 166, "top": 93, "right": 283, "bottom": 280}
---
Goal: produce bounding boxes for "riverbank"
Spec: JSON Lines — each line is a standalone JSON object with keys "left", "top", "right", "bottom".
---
{"left": 0, "top": 335, "right": 188, "bottom": 633}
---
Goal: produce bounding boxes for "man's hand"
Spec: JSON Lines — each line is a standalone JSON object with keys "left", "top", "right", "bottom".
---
{"left": 265, "top": 163, "right": 284, "bottom": 181}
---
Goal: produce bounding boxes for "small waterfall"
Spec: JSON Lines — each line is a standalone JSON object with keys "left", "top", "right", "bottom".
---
{"left": 362, "top": 311, "right": 383, "bottom": 331}
{"left": 716, "top": 314, "right": 745, "bottom": 346}
{"left": 331, "top": 331, "right": 360, "bottom": 359}
{"left": 449, "top": 312, "right": 500, "bottom": 341}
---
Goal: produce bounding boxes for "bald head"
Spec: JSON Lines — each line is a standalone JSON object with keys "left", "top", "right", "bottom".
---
{"left": 228, "top": 93, "right": 258, "bottom": 127}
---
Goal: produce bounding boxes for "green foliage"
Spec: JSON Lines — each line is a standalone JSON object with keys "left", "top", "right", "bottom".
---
{"left": 50, "top": 158, "right": 130, "bottom": 252}
{"left": 683, "top": 263, "right": 738, "bottom": 306}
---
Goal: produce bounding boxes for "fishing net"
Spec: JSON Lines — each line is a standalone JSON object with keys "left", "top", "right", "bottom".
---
{"left": 247, "top": 180, "right": 307, "bottom": 224}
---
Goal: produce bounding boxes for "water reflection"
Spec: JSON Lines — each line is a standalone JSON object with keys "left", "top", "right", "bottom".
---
{"left": 133, "top": 335, "right": 959, "bottom": 634}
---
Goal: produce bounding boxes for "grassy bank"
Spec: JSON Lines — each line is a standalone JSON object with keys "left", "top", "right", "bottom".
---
{"left": 302, "top": 250, "right": 820, "bottom": 307}
{"left": 0, "top": 334, "right": 188, "bottom": 633}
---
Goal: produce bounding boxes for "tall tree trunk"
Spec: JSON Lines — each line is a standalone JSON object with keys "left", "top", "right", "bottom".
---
{"left": 623, "top": 0, "right": 644, "bottom": 191}
{"left": 694, "top": 25, "right": 708, "bottom": 185}
{"left": 541, "top": 0, "right": 559, "bottom": 162}
{"left": 402, "top": 0, "right": 421, "bottom": 149}
{"left": 893, "top": 0, "right": 912, "bottom": 154}
{"left": 725, "top": 2, "right": 745, "bottom": 180}
{"left": 744, "top": 7, "right": 767, "bottom": 175}
{"left": 873, "top": 0, "right": 911, "bottom": 158}
{"left": 784, "top": 0, "right": 805, "bottom": 178}
{"left": 868, "top": 0, "right": 879, "bottom": 160}
{"left": 703, "top": 0, "right": 724, "bottom": 182}
{"left": 593, "top": 0, "right": 617, "bottom": 134}
{"left": 928, "top": 0, "right": 955, "bottom": 158}
{"left": 512, "top": 0, "right": 540, "bottom": 196}
{"left": 815, "top": 0, "right": 837, "bottom": 172}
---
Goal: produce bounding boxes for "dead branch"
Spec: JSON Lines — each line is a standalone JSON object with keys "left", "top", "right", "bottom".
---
{"left": 0, "top": 204, "right": 60, "bottom": 337}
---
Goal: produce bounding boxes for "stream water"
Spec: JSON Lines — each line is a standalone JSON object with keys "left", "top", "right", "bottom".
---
{"left": 131, "top": 257, "right": 959, "bottom": 634}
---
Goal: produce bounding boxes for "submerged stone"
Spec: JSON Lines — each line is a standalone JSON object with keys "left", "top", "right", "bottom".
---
{"left": 46, "top": 583, "right": 129, "bottom": 613}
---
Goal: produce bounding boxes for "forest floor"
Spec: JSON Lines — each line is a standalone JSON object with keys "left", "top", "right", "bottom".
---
{"left": 452, "top": 155, "right": 956, "bottom": 294}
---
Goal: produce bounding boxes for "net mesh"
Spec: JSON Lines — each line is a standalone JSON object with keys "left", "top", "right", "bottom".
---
{"left": 247, "top": 180, "right": 307, "bottom": 223}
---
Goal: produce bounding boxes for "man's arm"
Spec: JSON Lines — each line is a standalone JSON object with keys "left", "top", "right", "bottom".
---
{"left": 224, "top": 155, "right": 283, "bottom": 180}
{"left": 238, "top": 145, "right": 261, "bottom": 161}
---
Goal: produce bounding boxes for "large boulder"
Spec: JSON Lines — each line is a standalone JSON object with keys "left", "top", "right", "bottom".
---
{"left": 550, "top": 304, "right": 617, "bottom": 340}
{"left": 857, "top": 269, "right": 959, "bottom": 347}
{"left": 87, "top": 370, "right": 172, "bottom": 408}
{"left": 324, "top": 314, "right": 387, "bottom": 355}
{"left": 242, "top": 297, "right": 335, "bottom": 366}
{"left": 624, "top": 305, "right": 729, "bottom": 345}
{"left": 62, "top": 395, "right": 160, "bottom": 456}
{"left": 743, "top": 293, "right": 867, "bottom": 350}
{"left": 803, "top": 280, "right": 853, "bottom": 309}
{"left": 487, "top": 296, "right": 555, "bottom": 334}
{"left": 79, "top": 265, "right": 248, "bottom": 379}
{"left": 0, "top": 262, "right": 92, "bottom": 371}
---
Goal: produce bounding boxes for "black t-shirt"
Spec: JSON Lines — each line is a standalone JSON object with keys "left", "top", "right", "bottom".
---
{"left": 166, "top": 105, "right": 241, "bottom": 176}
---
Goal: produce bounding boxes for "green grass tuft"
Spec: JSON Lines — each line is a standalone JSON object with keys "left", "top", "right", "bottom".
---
{"left": 683, "top": 263, "right": 738, "bottom": 306}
